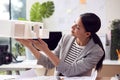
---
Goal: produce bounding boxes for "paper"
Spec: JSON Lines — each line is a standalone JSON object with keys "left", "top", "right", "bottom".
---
{"left": 0, "top": 75, "right": 18, "bottom": 80}
{"left": 17, "top": 69, "right": 38, "bottom": 79}
{"left": 111, "top": 77, "right": 119, "bottom": 80}
{"left": 64, "top": 70, "right": 97, "bottom": 80}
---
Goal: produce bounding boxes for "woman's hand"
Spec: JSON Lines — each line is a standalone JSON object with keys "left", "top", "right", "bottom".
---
{"left": 16, "top": 39, "right": 33, "bottom": 48}
{"left": 16, "top": 39, "right": 41, "bottom": 59}
{"left": 31, "top": 38, "right": 49, "bottom": 52}
{"left": 32, "top": 38, "right": 60, "bottom": 66}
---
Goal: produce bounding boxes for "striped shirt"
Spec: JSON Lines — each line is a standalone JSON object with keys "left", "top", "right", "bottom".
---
{"left": 64, "top": 41, "right": 85, "bottom": 64}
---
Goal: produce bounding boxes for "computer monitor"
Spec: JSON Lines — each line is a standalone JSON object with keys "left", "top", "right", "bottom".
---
{"left": 42, "top": 32, "right": 62, "bottom": 50}
{"left": 0, "top": 37, "right": 10, "bottom": 52}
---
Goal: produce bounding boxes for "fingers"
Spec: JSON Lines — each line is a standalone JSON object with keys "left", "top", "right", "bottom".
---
{"left": 38, "top": 38, "right": 42, "bottom": 42}
{"left": 16, "top": 39, "right": 24, "bottom": 43}
{"left": 16, "top": 39, "right": 31, "bottom": 46}
{"left": 38, "top": 38, "right": 45, "bottom": 44}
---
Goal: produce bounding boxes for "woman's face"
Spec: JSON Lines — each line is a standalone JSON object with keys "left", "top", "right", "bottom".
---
{"left": 71, "top": 17, "right": 90, "bottom": 39}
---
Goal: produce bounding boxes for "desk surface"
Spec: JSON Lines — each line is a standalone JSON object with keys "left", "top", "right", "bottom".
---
{"left": 96, "top": 77, "right": 111, "bottom": 80}
{"left": 103, "top": 60, "right": 120, "bottom": 65}
{"left": 0, "top": 59, "right": 120, "bottom": 78}
{"left": 0, "top": 75, "right": 112, "bottom": 80}
{"left": 0, "top": 60, "right": 43, "bottom": 70}
{"left": 1, "top": 59, "right": 120, "bottom": 70}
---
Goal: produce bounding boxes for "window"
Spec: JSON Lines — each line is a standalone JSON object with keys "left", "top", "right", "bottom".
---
{"left": 11, "top": 0, "right": 26, "bottom": 57}
{"left": 11, "top": 0, "right": 26, "bottom": 20}
{"left": 0, "top": 0, "right": 26, "bottom": 57}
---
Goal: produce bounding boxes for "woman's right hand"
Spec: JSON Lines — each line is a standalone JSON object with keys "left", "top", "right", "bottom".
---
{"left": 16, "top": 39, "right": 33, "bottom": 48}
{"left": 16, "top": 39, "right": 41, "bottom": 59}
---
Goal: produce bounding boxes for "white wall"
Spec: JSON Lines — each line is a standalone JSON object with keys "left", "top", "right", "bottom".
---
{"left": 106, "top": 0, "right": 120, "bottom": 20}
{"left": 106, "top": 0, "right": 120, "bottom": 30}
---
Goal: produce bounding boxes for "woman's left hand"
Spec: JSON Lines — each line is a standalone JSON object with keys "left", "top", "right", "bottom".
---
{"left": 31, "top": 38, "right": 49, "bottom": 52}
{"left": 16, "top": 39, "right": 33, "bottom": 48}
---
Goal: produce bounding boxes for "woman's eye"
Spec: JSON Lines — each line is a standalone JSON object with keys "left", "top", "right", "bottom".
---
{"left": 76, "top": 26, "right": 80, "bottom": 29}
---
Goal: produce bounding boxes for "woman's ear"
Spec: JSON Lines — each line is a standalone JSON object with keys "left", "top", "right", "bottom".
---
{"left": 86, "top": 32, "right": 91, "bottom": 37}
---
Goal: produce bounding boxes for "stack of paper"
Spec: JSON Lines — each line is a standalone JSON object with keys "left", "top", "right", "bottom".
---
{"left": 64, "top": 70, "right": 97, "bottom": 80}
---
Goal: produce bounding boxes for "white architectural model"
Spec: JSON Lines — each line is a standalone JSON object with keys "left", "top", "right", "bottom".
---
{"left": 0, "top": 20, "right": 49, "bottom": 39}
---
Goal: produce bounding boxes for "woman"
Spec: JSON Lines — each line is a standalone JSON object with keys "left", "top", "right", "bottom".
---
{"left": 17, "top": 13, "right": 105, "bottom": 77}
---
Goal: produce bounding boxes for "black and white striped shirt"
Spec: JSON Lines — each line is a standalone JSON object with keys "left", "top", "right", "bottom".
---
{"left": 64, "top": 41, "right": 85, "bottom": 64}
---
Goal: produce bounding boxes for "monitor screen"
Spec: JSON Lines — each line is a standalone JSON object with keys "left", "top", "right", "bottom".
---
{"left": 42, "top": 32, "right": 62, "bottom": 50}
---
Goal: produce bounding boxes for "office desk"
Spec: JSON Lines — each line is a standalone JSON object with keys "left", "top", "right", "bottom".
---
{"left": 98, "top": 60, "right": 120, "bottom": 77}
{"left": 1, "top": 59, "right": 119, "bottom": 78}
{"left": 96, "top": 77, "right": 111, "bottom": 80}
{"left": 0, "top": 60, "right": 44, "bottom": 75}
{"left": 0, "top": 60, "right": 43, "bottom": 70}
